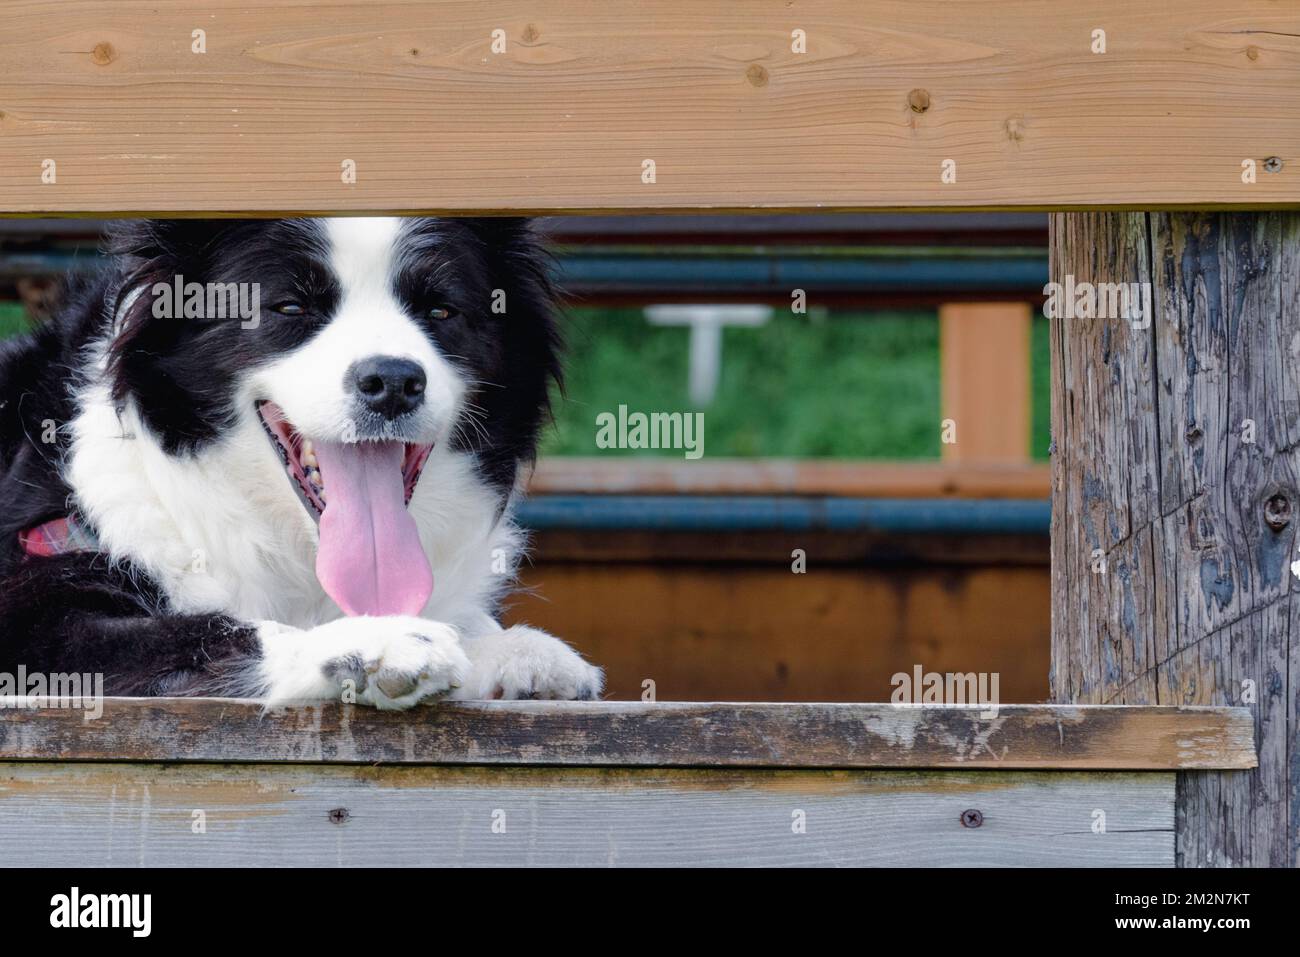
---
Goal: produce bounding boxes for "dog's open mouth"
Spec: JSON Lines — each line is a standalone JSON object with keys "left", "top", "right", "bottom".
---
{"left": 256, "top": 401, "right": 435, "bottom": 617}
{"left": 255, "top": 401, "right": 431, "bottom": 518}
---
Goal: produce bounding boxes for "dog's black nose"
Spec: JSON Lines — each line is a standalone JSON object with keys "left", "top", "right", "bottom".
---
{"left": 349, "top": 356, "right": 426, "bottom": 419}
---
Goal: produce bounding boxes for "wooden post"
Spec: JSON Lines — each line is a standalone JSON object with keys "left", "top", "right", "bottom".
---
{"left": 940, "top": 302, "right": 1033, "bottom": 463}
{"left": 1050, "top": 212, "right": 1300, "bottom": 867}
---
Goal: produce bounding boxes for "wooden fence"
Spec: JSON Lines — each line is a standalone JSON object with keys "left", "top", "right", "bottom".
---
{"left": 0, "top": 699, "right": 1255, "bottom": 866}
{"left": 1, "top": 1, "right": 1297, "bottom": 866}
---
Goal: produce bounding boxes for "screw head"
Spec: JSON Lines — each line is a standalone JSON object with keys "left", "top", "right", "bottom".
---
{"left": 1264, "top": 156, "right": 1283, "bottom": 173}
{"left": 327, "top": 807, "right": 350, "bottom": 824}
{"left": 960, "top": 808, "right": 984, "bottom": 828}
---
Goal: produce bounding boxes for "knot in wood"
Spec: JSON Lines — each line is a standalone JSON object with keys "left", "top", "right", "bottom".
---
{"left": 1263, "top": 493, "right": 1291, "bottom": 531}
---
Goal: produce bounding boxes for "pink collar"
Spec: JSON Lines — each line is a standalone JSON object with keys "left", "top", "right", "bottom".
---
{"left": 18, "top": 515, "right": 99, "bottom": 558}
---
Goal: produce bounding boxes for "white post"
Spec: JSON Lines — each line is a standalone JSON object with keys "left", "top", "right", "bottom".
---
{"left": 644, "top": 305, "right": 772, "bottom": 406}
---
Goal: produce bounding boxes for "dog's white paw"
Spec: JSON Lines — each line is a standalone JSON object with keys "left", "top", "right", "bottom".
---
{"left": 455, "top": 625, "right": 603, "bottom": 701}
{"left": 257, "top": 616, "right": 470, "bottom": 709}
{"left": 326, "top": 619, "right": 470, "bottom": 710}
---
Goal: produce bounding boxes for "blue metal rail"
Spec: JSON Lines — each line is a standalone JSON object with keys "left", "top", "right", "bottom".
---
{"left": 516, "top": 495, "right": 1050, "bottom": 535}
{"left": 554, "top": 251, "right": 1047, "bottom": 296}
{"left": 1, "top": 250, "right": 1048, "bottom": 301}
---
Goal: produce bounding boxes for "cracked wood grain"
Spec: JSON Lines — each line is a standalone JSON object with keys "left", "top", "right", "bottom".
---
{"left": 1050, "top": 211, "right": 1300, "bottom": 866}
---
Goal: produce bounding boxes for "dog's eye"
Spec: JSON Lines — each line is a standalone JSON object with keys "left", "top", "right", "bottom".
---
{"left": 427, "top": 305, "right": 458, "bottom": 321}
{"left": 273, "top": 301, "right": 305, "bottom": 316}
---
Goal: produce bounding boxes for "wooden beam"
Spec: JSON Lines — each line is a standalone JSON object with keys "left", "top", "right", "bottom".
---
{"left": 524, "top": 527, "right": 1051, "bottom": 565}
{"left": 0, "top": 2, "right": 1296, "bottom": 215}
{"left": 528, "top": 459, "right": 1051, "bottom": 498}
{"left": 0, "top": 699, "right": 1255, "bottom": 770}
{"left": 1050, "top": 211, "right": 1300, "bottom": 866}
{"left": 0, "top": 762, "right": 1175, "bottom": 866}
{"left": 510, "top": 564, "right": 1054, "bottom": 702}
{"left": 940, "top": 302, "right": 1033, "bottom": 463}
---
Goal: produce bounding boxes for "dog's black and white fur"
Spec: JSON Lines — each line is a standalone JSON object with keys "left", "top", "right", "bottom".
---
{"left": 0, "top": 217, "right": 602, "bottom": 707}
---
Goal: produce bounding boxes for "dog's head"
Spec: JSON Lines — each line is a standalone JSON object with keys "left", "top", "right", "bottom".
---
{"left": 103, "top": 217, "right": 561, "bottom": 615}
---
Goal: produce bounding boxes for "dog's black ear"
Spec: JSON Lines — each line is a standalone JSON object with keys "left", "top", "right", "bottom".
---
{"left": 462, "top": 218, "right": 551, "bottom": 280}
{"left": 463, "top": 217, "right": 561, "bottom": 380}
{"left": 455, "top": 218, "right": 565, "bottom": 488}
{"left": 460, "top": 216, "right": 530, "bottom": 239}
{"left": 460, "top": 217, "right": 539, "bottom": 247}
{"left": 103, "top": 220, "right": 249, "bottom": 450}
{"left": 104, "top": 219, "right": 238, "bottom": 273}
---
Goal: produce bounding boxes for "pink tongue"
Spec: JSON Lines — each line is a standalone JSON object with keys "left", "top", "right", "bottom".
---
{"left": 314, "top": 440, "right": 433, "bottom": 616}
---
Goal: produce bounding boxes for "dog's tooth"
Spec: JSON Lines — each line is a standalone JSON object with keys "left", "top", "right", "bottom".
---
{"left": 302, "top": 450, "right": 318, "bottom": 468}
{"left": 301, "top": 439, "right": 314, "bottom": 455}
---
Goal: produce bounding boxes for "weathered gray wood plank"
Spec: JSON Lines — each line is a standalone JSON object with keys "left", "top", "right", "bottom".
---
{"left": 0, "top": 763, "right": 1174, "bottom": 867}
{"left": 1050, "top": 211, "right": 1300, "bottom": 866}
{"left": 0, "top": 698, "right": 1255, "bottom": 770}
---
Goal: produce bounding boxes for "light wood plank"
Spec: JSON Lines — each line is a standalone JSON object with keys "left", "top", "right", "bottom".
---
{"left": 0, "top": 699, "right": 1255, "bottom": 769}
{"left": 528, "top": 459, "right": 1051, "bottom": 498}
{"left": 940, "top": 302, "right": 1033, "bottom": 463}
{"left": 0, "top": 763, "right": 1175, "bottom": 867}
{"left": 0, "top": 1, "right": 1296, "bottom": 214}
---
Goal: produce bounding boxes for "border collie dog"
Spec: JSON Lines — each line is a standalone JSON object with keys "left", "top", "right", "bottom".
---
{"left": 0, "top": 218, "right": 602, "bottom": 707}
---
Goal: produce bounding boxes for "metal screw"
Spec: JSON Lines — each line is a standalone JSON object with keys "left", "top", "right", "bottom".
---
{"left": 960, "top": 808, "right": 984, "bottom": 828}
{"left": 1264, "top": 156, "right": 1283, "bottom": 173}
{"left": 1264, "top": 493, "right": 1292, "bottom": 532}
{"left": 327, "top": 807, "right": 350, "bottom": 824}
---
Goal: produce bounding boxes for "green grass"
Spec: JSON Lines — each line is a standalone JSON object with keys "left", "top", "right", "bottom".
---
{"left": 543, "top": 307, "right": 944, "bottom": 458}
{"left": 0, "top": 299, "right": 1051, "bottom": 459}
{"left": 0, "top": 302, "right": 28, "bottom": 339}
{"left": 1031, "top": 315, "right": 1051, "bottom": 459}
{"left": 544, "top": 306, "right": 1051, "bottom": 459}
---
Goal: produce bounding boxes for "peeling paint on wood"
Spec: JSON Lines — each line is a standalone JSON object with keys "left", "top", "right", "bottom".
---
{"left": 0, "top": 698, "right": 1255, "bottom": 770}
